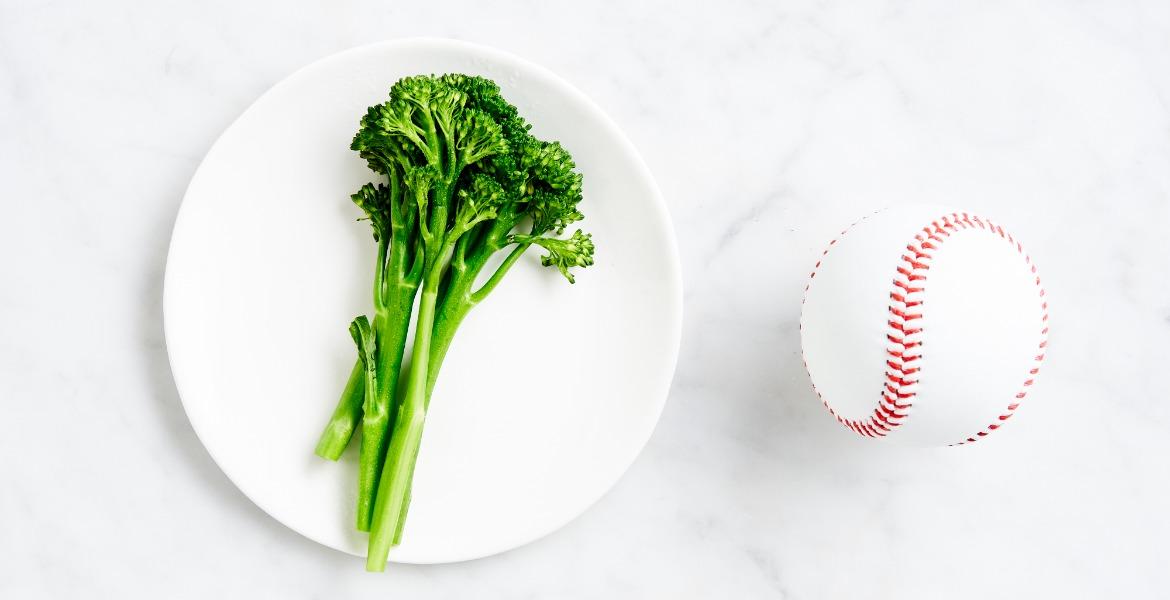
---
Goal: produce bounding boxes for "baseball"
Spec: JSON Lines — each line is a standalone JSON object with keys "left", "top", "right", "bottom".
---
{"left": 800, "top": 205, "right": 1049, "bottom": 446}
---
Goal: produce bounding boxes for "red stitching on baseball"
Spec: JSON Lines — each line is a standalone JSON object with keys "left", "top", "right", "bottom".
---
{"left": 801, "top": 215, "right": 895, "bottom": 436}
{"left": 941, "top": 212, "right": 1048, "bottom": 446}
{"left": 802, "top": 210, "right": 1048, "bottom": 443}
{"left": 877, "top": 220, "right": 937, "bottom": 435}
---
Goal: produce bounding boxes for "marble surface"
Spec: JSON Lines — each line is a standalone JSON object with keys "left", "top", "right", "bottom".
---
{"left": 2, "top": 1, "right": 1169, "bottom": 597}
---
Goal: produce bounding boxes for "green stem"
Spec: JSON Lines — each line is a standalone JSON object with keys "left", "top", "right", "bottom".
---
{"left": 366, "top": 285, "right": 438, "bottom": 571}
{"left": 388, "top": 242, "right": 530, "bottom": 542}
{"left": 379, "top": 293, "right": 471, "bottom": 547}
{"left": 355, "top": 281, "right": 416, "bottom": 531}
{"left": 425, "top": 292, "right": 473, "bottom": 402}
{"left": 471, "top": 242, "right": 531, "bottom": 303}
{"left": 313, "top": 361, "right": 364, "bottom": 460}
{"left": 314, "top": 236, "right": 389, "bottom": 461}
{"left": 373, "top": 239, "right": 388, "bottom": 311}
{"left": 368, "top": 234, "right": 532, "bottom": 562}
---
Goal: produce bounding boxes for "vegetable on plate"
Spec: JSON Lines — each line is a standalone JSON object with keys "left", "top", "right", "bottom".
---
{"left": 312, "top": 74, "right": 594, "bottom": 571}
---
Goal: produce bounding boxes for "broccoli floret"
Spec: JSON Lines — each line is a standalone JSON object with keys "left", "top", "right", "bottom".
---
{"left": 516, "top": 230, "right": 595, "bottom": 283}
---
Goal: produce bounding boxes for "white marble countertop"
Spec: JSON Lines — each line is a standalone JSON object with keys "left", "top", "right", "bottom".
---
{"left": 3, "top": 1, "right": 1169, "bottom": 597}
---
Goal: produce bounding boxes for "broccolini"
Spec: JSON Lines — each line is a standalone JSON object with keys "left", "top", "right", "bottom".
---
{"left": 313, "top": 73, "right": 594, "bottom": 571}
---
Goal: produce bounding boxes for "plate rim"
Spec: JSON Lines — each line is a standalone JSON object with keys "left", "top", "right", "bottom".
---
{"left": 162, "top": 37, "right": 684, "bottom": 564}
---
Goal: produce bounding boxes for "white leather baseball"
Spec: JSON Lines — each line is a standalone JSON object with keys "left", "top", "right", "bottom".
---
{"left": 800, "top": 205, "right": 1049, "bottom": 446}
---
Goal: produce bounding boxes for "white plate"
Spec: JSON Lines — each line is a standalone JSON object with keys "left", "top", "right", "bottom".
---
{"left": 163, "top": 39, "right": 682, "bottom": 564}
